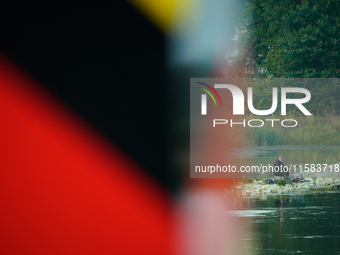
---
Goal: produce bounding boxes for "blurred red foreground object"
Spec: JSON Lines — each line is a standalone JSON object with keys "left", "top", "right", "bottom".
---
{"left": 0, "top": 56, "right": 171, "bottom": 255}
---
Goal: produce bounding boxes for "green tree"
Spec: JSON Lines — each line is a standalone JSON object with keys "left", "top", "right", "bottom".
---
{"left": 233, "top": 0, "right": 340, "bottom": 114}
{"left": 235, "top": 0, "right": 340, "bottom": 78}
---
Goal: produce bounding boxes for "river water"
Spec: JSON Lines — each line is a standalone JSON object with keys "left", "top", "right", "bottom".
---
{"left": 228, "top": 145, "right": 340, "bottom": 254}
{"left": 232, "top": 192, "right": 340, "bottom": 254}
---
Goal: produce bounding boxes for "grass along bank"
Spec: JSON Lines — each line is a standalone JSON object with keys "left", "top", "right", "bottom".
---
{"left": 233, "top": 114, "right": 340, "bottom": 147}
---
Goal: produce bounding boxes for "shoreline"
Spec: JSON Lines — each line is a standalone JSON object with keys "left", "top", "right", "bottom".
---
{"left": 233, "top": 177, "right": 340, "bottom": 197}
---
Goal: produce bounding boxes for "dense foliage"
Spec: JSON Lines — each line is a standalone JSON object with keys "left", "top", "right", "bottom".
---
{"left": 234, "top": 0, "right": 340, "bottom": 114}
{"left": 235, "top": 0, "right": 340, "bottom": 78}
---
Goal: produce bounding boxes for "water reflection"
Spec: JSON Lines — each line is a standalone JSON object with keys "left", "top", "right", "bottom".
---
{"left": 232, "top": 192, "right": 340, "bottom": 254}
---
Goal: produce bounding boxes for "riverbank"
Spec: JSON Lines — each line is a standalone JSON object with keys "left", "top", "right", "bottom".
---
{"left": 231, "top": 162, "right": 340, "bottom": 197}
{"left": 236, "top": 114, "right": 340, "bottom": 147}
{"left": 233, "top": 177, "right": 340, "bottom": 197}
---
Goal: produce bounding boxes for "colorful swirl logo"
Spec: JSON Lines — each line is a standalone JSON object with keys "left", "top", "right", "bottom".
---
{"left": 196, "top": 82, "right": 222, "bottom": 106}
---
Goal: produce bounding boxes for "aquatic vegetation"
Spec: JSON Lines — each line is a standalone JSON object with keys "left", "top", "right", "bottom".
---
{"left": 276, "top": 178, "right": 288, "bottom": 187}
{"left": 312, "top": 177, "right": 317, "bottom": 187}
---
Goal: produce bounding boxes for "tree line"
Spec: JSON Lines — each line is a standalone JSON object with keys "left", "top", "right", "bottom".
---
{"left": 232, "top": 0, "right": 340, "bottom": 114}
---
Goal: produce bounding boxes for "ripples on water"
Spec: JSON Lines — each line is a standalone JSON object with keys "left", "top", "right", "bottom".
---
{"left": 230, "top": 192, "right": 340, "bottom": 254}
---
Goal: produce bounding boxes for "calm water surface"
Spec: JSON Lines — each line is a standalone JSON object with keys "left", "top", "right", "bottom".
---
{"left": 232, "top": 192, "right": 340, "bottom": 254}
